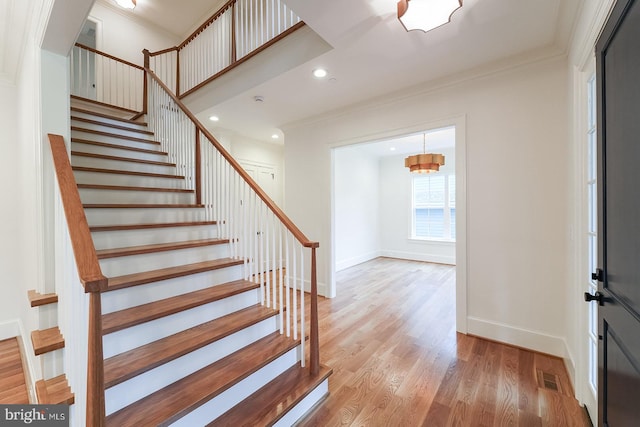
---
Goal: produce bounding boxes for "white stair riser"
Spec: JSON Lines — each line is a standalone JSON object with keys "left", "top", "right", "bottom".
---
{"left": 71, "top": 141, "right": 168, "bottom": 162}
{"left": 71, "top": 111, "right": 148, "bottom": 131}
{"left": 85, "top": 206, "right": 208, "bottom": 226}
{"left": 71, "top": 155, "right": 176, "bottom": 175}
{"left": 70, "top": 100, "right": 139, "bottom": 119}
{"left": 273, "top": 379, "right": 329, "bottom": 427}
{"left": 71, "top": 120, "right": 153, "bottom": 140}
{"left": 91, "top": 225, "right": 219, "bottom": 249}
{"left": 78, "top": 188, "right": 194, "bottom": 205}
{"left": 71, "top": 135, "right": 161, "bottom": 152}
{"left": 74, "top": 170, "right": 186, "bottom": 189}
{"left": 71, "top": 128, "right": 157, "bottom": 145}
{"left": 170, "top": 347, "right": 300, "bottom": 426}
{"left": 99, "top": 244, "right": 229, "bottom": 277}
{"left": 101, "top": 264, "right": 245, "bottom": 314}
{"left": 103, "top": 289, "right": 263, "bottom": 358}
{"left": 105, "top": 317, "right": 282, "bottom": 416}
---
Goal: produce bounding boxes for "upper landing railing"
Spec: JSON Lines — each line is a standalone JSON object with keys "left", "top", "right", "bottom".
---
{"left": 148, "top": 0, "right": 303, "bottom": 97}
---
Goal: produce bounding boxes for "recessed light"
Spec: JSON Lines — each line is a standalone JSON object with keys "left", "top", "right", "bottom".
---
{"left": 390, "top": 147, "right": 396, "bottom": 151}
{"left": 209, "top": 115, "right": 219, "bottom": 122}
{"left": 313, "top": 68, "right": 328, "bottom": 78}
{"left": 271, "top": 134, "right": 279, "bottom": 139}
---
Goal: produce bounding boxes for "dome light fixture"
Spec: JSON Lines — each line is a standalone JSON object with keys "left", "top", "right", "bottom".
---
{"left": 397, "top": 0, "right": 462, "bottom": 33}
{"left": 404, "top": 133, "right": 445, "bottom": 174}
{"left": 114, "top": 0, "right": 136, "bottom": 10}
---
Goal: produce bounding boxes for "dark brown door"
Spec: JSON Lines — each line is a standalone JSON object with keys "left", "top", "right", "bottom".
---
{"left": 594, "top": 0, "right": 640, "bottom": 425}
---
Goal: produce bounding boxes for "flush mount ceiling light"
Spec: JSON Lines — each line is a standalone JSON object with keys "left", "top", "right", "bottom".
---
{"left": 397, "top": 0, "right": 462, "bottom": 32}
{"left": 405, "top": 133, "right": 445, "bottom": 173}
{"left": 114, "top": 0, "right": 136, "bottom": 9}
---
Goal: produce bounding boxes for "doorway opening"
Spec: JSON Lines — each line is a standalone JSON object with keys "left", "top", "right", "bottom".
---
{"left": 330, "top": 119, "right": 467, "bottom": 333}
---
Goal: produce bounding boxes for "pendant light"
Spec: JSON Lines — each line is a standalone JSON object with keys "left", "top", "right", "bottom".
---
{"left": 397, "top": 0, "right": 462, "bottom": 33}
{"left": 404, "top": 133, "right": 445, "bottom": 173}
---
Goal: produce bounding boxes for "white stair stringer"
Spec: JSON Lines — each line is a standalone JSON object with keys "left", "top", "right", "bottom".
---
{"left": 105, "top": 315, "right": 280, "bottom": 415}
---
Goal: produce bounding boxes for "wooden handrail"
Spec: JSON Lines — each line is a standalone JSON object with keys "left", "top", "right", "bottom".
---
{"left": 143, "top": 65, "right": 319, "bottom": 249}
{"left": 48, "top": 134, "right": 106, "bottom": 425}
{"left": 48, "top": 134, "right": 108, "bottom": 292}
{"left": 75, "top": 43, "right": 144, "bottom": 71}
{"left": 178, "top": 0, "right": 236, "bottom": 50}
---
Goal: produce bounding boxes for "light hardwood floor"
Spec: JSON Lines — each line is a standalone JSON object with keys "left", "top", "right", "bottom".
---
{"left": 300, "top": 257, "right": 591, "bottom": 427}
{"left": 0, "top": 337, "right": 30, "bottom": 404}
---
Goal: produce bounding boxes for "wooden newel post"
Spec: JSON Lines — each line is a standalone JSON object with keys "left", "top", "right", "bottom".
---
{"left": 86, "top": 291, "right": 105, "bottom": 426}
{"left": 310, "top": 246, "right": 319, "bottom": 375}
{"left": 142, "top": 49, "right": 150, "bottom": 115}
{"left": 195, "top": 129, "right": 202, "bottom": 205}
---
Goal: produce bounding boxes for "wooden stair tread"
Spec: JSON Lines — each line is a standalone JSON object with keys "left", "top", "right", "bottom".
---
{"left": 0, "top": 338, "right": 29, "bottom": 404}
{"left": 96, "top": 238, "right": 228, "bottom": 259}
{"left": 30, "top": 327, "right": 64, "bottom": 355}
{"left": 71, "top": 126, "right": 160, "bottom": 145}
{"left": 71, "top": 106, "right": 148, "bottom": 126}
{"left": 83, "top": 203, "right": 204, "bottom": 209}
{"left": 105, "top": 332, "right": 298, "bottom": 426}
{"left": 71, "top": 138, "right": 167, "bottom": 156}
{"left": 106, "top": 258, "right": 244, "bottom": 291}
{"left": 36, "top": 375, "right": 74, "bottom": 405}
{"left": 77, "top": 183, "right": 194, "bottom": 193}
{"left": 102, "top": 279, "right": 258, "bottom": 334}
{"left": 71, "top": 151, "right": 175, "bottom": 167}
{"left": 28, "top": 289, "right": 58, "bottom": 307}
{"left": 104, "top": 303, "right": 276, "bottom": 388}
{"left": 90, "top": 221, "right": 218, "bottom": 232}
{"left": 73, "top": 166, "right": 184, "bottom": 180}
{"left": 210, "top": 364, "right": 333, "bottom": 426}
{"left": 71, "top": 116, "right": 154, "bottom": 135}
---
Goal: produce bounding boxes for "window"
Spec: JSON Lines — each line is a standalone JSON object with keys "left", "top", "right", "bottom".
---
{"left": 412, "top": 173, "right": 456, "bottom": 240}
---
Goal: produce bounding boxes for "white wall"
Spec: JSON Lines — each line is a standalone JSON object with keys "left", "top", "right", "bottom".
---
{"left": 283, "top": 54, "right": 570, "bottom": 358}
{"left": 89, "top": 2, "right": 179, "bottom": 66}
{"left": 333, "top": 146, "right": 380, "bottom": 271}
{"left": 379, "top": 146, "right": 456, "bottom": 265}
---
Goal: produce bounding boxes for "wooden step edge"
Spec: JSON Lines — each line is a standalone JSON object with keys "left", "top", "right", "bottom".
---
{"left": 210, "top": 364, "right": 333, "bottom": 426}
{"left": 70, "top": 126, "right": 160, "bottom": 145}
{"left": 36, "top": 375, "right": 75, "bottom": 405}
{"left": 102, "top": 279, "right": 259, "bottom": 334}
{"left": 71, "top": 151, "right": 174, "bottom": 167}
{"left": 96, "top": 237, "right": 229, "bottom": 259}
{"left": 71, "top": 95, "right": 139, "bottom": 115}
{"left": 73, "top": 166, "right": 185, "bottom": 180}
{"left": 105, "top": 258, "right": 245, "bottom": 292}
{"left": 30, "top": 327, "right": 64, "bottom": 356}
{"left": 71, "top": 138, "right": 167, "bottom": 156}
{"left": 83, "top": 203, "right": 204, "bottom": 209}
{"left": 77, "top": 183, "right": 194, "bottom": 194}
{"left": 90, "top": 220, "right": 218, "bottom": 232}
{"left": 71, "top": 106, "right": 148, "bottom": 126}
{"left": 103, "top": 304, "right": 277, "bottom": 388}
{"left": 71, "top": 116, "right": 154, "bottom": 135}
{"left": 104, "top": 332, "right": 299, "bottom": 426}
{"left": 28, "top": 290, "right": 58, "bottom": 307}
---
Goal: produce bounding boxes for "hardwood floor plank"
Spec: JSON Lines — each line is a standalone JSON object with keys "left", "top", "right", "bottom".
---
{"left": 298, "top": 258, "right": 589, "bottom": 427}
{"left": 0, "top": 338, "right": 29, "bottom": 404}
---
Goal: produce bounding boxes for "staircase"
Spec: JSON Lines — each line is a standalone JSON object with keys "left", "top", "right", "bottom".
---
{"left": 59, "top": 99, "right": 331, "bottom": 426}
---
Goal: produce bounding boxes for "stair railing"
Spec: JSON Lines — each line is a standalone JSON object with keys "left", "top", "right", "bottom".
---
{"left": 71, "top": 43, "right": 145, "bottom": 114}
{"left": 48, "top": 134, "right": 107, "bottom": 426}
{"left": 144, "top": 62, "right": 321, "bottom": 375}
{"left": 147, "top": 0, "right": 303, "bottom": 98}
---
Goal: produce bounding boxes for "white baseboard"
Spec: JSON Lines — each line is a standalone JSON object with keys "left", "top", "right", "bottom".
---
{"left": 335, "top": 252, "right": 379, "bottom": 272}
{"left": 380, "top": 250, "right": 455, "bottom": 265}
{"left": 467, "top": 316, "right": 568, "bottom": 358}
{"left": 0, "top": 319, "right": 21, "bottom": 340}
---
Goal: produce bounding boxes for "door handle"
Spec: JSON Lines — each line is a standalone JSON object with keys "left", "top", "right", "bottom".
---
{"left": 584, "top": 291, "right": 604, "bottom": 306}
